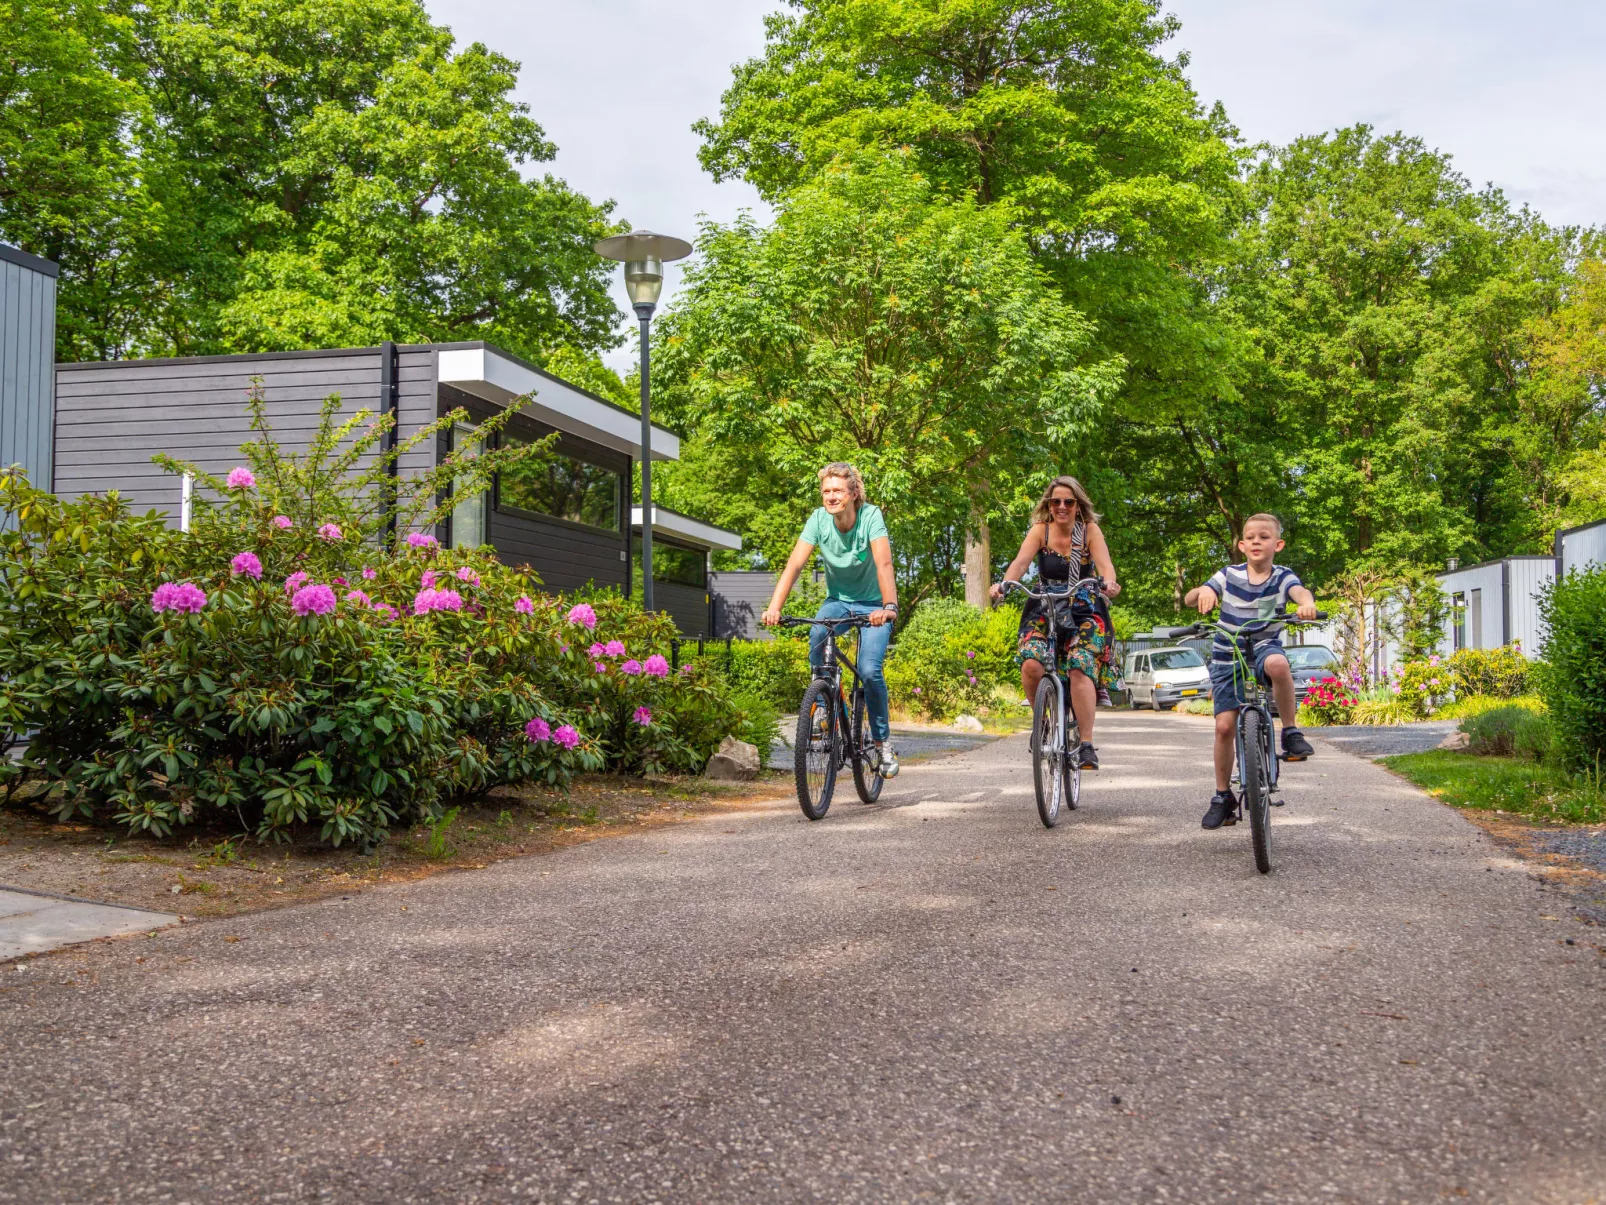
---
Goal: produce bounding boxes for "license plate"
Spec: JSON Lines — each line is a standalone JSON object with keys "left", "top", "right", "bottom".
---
{"left": 1180, "top": 689, "right": 1200, "bottom": 696}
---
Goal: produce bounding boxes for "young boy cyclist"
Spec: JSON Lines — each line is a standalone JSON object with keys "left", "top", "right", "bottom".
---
{"left": 760, "top": 463, "right": 901, "bottom": 778}
{"left": 1184, "top": 513, "right": 1319, "bottom": 830}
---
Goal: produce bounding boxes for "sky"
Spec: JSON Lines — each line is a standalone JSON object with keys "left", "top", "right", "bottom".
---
{"left": 423, "top": 0, "right": 1606, "bottom": 371}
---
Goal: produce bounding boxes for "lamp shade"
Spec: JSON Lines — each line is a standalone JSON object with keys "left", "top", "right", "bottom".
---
{"left": 594, "top": 231, "right": 693, "bottom": 264}
{"left": 624, "top": 256, "right": 664, "bottom": 307}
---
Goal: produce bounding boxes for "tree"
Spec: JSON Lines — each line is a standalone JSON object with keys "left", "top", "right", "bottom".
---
{"left": 0, "top": 0, "right": 621, "bottom": 365}
{"left": 1527, "top": 258, "right": 1606, "bottom": 530}
{"left": 654, "top": 154, "right": 1122, "bottom": 604}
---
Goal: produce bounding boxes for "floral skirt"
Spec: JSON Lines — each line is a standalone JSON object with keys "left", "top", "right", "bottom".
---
{"left": 1016, "top": 606, "right": 1112, "bottom": 683}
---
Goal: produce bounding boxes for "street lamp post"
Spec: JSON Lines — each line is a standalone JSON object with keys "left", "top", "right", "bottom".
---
{"left": 594, "top": 230, "right": 693, "bottom": 613}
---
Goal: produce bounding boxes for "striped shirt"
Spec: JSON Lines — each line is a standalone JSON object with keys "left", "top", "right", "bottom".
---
{"left": 1204, "top": 563, "right": 1303, "bottom": 664}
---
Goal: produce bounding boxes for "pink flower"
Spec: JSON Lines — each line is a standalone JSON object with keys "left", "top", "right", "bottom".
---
{"left": 679, "top": 664, "right": 694, "bottom": 677}
{"left": 230, "top": 551, "right": 262, "bottom": 579}
{"left": 332, "top": 576, "right": 348, "bottom": 586}
{"left": 413, "top": 589, "right": 438, "bottom": 615}
{"left": 344, "top": 589, "right": 370, "bottom": 607}
{"left": 643, "top": 654, "right": 669, "bottom": 678}
{"left": 151, "top": 581, "right": 207, "bottom": 614}
{"left": 373, "top": 603, "right": 398, "bottom": 623}
{"left": 405, "top": 532, "right": 438, "bottom": 550}
{"left": 283, "top": 571, "right": 309, "bottom": 595}
{"left": 525, "top": 717, "right": 552, "bottom": 743}
{"left": 456, "top": 567, "right": 480, "bottom": 585}
{"left": 604, "top": 639, "right": 626, "bottom": 657}
{"left": 432, "top": 589, "right": 463, "bottom": 612}
{"left": 225, "top": 466, "right": 256, "bottom": 490}
{"left": 291, "top": 584, "right": 337, "bottom": 617}
{"left": 558, "top": 641, "right": 568, "bottom": 652}
{"left": 317, "top": 523, "right": 343, "bottom": 542}
{"left": 553, "top": 725, "right": 580, "bottom": 750}
{"left": 912, "top": 686, "right": 922, "bottom": 695}
{"left": 420, "top": 570, "right": 439, "bottom": 589}
{"left": 593, "top": 661, "right": 608, "bottom": 673}
{"left": 587, "top": 642, "right": 605, "bottom": 657}
{"left": 362, "top": 567, "right": 377, "bottom": 581}
{"left": 620, "top": 659, "right": 643, "bottom": 676}
{"left": 566, "top": 603, "right": 597, "bottom": 630}
{"left": 966, "top": 650, "right": 976, "bottom": 660}
{"left": 272, "top": 515, "right": 293, "bottom": 530}
{"left": 634, "top": 706, "right": 652, "bottom": 726}
{"left": 514, "top": 595, "right": 534, "bottom": 615}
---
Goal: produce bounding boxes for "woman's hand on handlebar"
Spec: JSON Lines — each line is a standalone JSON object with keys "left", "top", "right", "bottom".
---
{"left": 988, "top": 580, "right": 1010, "bottom": 603}
{"left": 1104, "top": 579, "right": 1122, "bottom": 599}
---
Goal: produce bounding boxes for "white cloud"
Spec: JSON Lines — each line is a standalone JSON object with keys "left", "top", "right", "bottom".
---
{"left": 423, "top": 0, "right": 1605, "bottom": 371}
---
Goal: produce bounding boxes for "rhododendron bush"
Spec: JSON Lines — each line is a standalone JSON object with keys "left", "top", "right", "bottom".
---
{"left": 0, "top": 394, "right": 750, "bottom": 846}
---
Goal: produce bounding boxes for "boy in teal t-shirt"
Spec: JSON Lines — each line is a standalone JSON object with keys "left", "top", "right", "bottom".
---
{"left": 761, "top": 463, "right": 900, "bottom": 776}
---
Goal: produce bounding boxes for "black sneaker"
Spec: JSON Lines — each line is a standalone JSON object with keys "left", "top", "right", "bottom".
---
{"left": 1202, "top": 790, "right": 1239, "bottom": 829}
{"left": 1281, "top": 728, "right": 1315, "bottom": 761}
{"left": 1077, "top": 741, "right": 1099, "bottom": 770}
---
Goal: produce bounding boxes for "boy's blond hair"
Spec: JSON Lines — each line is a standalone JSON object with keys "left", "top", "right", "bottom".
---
{"left": 1242, "top": 512, "right": 1283, "bottom": 537}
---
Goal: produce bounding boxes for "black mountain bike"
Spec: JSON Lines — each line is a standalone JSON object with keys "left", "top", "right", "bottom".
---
{"left": 1000, "top": 577, "right": 1105, "bottom": 828}
{"left": 1165, "top": 611, "right": 1326, "bottom": 874}
{"left": 782, "top": 616, "right": 885, "bottom": 820}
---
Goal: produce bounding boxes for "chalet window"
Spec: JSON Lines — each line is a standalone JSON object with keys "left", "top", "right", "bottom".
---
{"left": 497, "top": 435, "right": 621, "bottom": 532}
{"left": 649, "top": 544, "right": 706, "bottom": 588}
{"left": 1452, "top": 592, "right": 1467, "bottom": 651}
{"left": 449, "top": 422, "right": 486, "bottom": 549}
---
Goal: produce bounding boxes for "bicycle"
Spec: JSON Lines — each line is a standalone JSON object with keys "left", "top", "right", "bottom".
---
{"left": 1163, "top": 610, "right": 1327, "bottom": 874}
{"left": 999, "top": 576, "right": 1105, "bottom": 828}
{"left": 782, "top": 615, "right": 886, "bottom": 820}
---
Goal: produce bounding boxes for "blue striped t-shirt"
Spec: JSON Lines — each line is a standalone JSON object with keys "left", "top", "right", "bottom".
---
{"left": 1204, "top": 563, "right": 1303, "bottom": 664}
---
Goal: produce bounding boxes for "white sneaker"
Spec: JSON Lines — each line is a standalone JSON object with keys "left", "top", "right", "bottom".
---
{"left": 876, "top": 741, "right": 899, "bottom": 778}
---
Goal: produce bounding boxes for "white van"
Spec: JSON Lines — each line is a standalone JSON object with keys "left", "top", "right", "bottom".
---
{"left": 1123, "top": 645, "right": 1210, "bottom": 710}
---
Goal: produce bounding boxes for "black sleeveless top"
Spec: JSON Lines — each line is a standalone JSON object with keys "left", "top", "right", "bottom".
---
{"left": 1034, "top": 519, "right": 1092, "bottom": 583}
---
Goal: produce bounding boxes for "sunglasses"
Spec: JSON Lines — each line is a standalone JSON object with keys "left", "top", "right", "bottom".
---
{"left": 1048, "top": 498, "right": 1077, "bottom": 509}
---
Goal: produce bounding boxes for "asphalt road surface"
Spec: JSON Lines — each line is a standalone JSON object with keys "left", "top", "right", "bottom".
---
{"left": 3, "top": 712, "right": 1602, "bottom": 1204}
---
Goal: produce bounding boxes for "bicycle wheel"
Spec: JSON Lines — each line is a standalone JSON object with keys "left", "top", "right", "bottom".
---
{"left": 1032, "top": 677, "right": 1064, "bottom": 828}
{"left": 1064, "top": 715, "right": 1081, "bottom": 811}
{"left": 1242, "top": 706, "right": 1272, "bottom": 873}
{"left": 795, "top": 680, "right": 839, "bottom": 821}
{"left": 851, "top": 689, "right": 883, "bottom": 804}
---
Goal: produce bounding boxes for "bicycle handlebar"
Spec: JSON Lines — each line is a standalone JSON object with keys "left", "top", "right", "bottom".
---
{"left": 1161, "top": 611, "right": 1328, "bottom": 641}
{"left": 779, "top": 615, "right": 874, "bottom": 629}
{"left": 997, "top": 576, "right": 1106, "bottom": 603}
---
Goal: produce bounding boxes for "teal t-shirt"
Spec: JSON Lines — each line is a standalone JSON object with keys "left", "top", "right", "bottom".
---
{"left": 801, "top": 503, "right": 889, "bottom": 604}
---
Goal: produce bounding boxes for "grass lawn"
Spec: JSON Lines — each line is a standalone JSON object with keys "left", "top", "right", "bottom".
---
{"left": 1380, "top": 750, "right": 1606, "bottom": 826}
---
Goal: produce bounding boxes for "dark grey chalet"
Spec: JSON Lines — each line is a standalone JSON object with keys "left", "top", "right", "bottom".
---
{"left": 53, "top": 341, "right": 737, "bottom": 620}
{"left": 630, "top": 506, "right": 743, "bottom": 641}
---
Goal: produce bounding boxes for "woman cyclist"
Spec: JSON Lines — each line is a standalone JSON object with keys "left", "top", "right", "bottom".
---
{"left": 760, "top": 463, "right": 900, "bottom": 777}
{"left": 989, "top": 476, "right": 1121, "bottom": 770}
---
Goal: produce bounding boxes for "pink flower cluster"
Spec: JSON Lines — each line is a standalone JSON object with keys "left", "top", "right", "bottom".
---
{"left": 620, "top": 659, "right": 643, "bottom": 676}
{"left": 524, "top": 717, "right": 551, "bottom": 743}
{"left": 633, "top": 707, "right": 652, "bottom": 726}
{"left": 317, "top": 523, "right": 343, "bottom": 542}
{"left": 413, "top": 588, "right": 464, "bottom": 615}
{"left": 230, "top": 551, "right": 262, "bottom": 579}
{"left": 373, "top": 603, "right": 398, "bottom": 623}
{"left": 566, "top": 603, "right": 597, "bottom": 630}
{"left": 225, "top": 466, "right": 256, "bottom": 490}
{"left": 283, "top": 571, "right": 309, "bottom": 595}
{"left": 455, "top": 567, "right": 480, "bottom": 585}
{"left": 420, "top": 570, "right": 439, "bottom": 589}
{"left": 643, "top": 654, "right": 669, "bottom": 678}
{"left": 514, "top": 595, "right": 534, "bottom": 615}
{"left": 291, "top": 584, "right": 337, "bottom": 617}
{"left": 405, "top": 532, "right": 438, "bottom": 550}
{"left": 272, "top": 515, "right": 294, "bottom": 530}
{"left": 344, "top": 589, "right": 371, "bottom": 607}
{"left": 151, "top": 581, "right": 207, "bottom": 614}
{"left": 362, "top": 567, "right": 377, "bottom": 581}
{"left": 554, "top": 725, "right": 580, "bottom": 749}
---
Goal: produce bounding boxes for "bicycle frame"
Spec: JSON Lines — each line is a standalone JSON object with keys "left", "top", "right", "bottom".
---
{"left": 788, "top": 616, "right": 873, "bottom": 769}
{"left": 1003, "top": 576, "right": 1105, "bottom": 753}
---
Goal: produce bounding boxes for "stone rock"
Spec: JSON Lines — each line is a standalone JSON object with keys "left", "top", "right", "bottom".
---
{"left": 954, "top": 714, "right": 985, "bottom": 733}
{"left": 704, "top": 735, "right": 760, "bottom": 781}
{"left": 1437, "top": 730, "right": 1471, "bottom": 751}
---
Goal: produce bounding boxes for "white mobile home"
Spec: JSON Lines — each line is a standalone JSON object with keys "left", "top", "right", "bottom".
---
{"left": 1557, "top": 517, "right": 1606, "bottom": 576}
{"left": 1435, "top": 555, "right": 1555, "bottom": 660}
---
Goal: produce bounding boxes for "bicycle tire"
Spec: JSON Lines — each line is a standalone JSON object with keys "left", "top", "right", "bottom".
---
{"left": 1242, "top": 706, "right": 1272, "bottom": 873}
{"left": 795, "top": 680, "right": 838, "bottom": 821}
{"left": 1032, "top": 677, "right": 1064, "bottom": 828}
{"left": 850, "top": 689, "right": 883, "bottom": 804}
{"left": 1064, "top": 715, "right": 1081, "bottom": 811}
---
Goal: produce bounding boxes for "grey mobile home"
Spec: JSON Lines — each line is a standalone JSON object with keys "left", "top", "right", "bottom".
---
{"left": 53, "top": 341, "right": 682, "bottom": 601}
{"left": 0, "top": 242, "right": 58, "bottom": 493}
{"left": 1435, "top": 556, "right": 1555, "bottom": 659}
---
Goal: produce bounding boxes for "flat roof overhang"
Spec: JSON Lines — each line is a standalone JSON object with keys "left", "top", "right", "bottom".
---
{"left": 631, "top": 506, "right": 742, "bottom": 552}
{"left": 437, "top": 344, "right": 679, "bottom": 462}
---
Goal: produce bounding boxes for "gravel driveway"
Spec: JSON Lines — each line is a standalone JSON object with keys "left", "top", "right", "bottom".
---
{"left": 2, "top": 713, "right": 1602, "bottom": 1203}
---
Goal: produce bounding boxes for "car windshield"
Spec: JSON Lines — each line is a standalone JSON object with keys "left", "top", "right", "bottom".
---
{"left": 1150, "top": 649, "right": 1204, "bottom": 670}
{"left": 1285, "top": 646, "right": 1337, "bottom": 670}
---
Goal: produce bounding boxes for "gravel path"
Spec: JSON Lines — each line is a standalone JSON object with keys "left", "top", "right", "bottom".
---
{"left": 1312, "top": 721, "right": 1459, "bottom": 758}
{"left": 2, "top": 713, "right": 1602, "bottom": 1203}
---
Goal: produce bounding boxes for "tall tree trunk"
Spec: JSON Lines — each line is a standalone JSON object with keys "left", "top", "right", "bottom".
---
{"left": 964, "top": 503, "right": 991, "bottom": 610}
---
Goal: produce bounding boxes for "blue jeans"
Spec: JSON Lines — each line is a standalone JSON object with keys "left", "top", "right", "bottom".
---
{"left": 808, "top": 599, "right": 891, "bottom": 742}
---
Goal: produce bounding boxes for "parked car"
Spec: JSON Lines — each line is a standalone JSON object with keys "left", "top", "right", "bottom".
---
{"left": 1276, "top": 643, "right": 1339, "bottom": 716}
{"left": 1123, "top": 646, "right": 1210, "bottom": 710}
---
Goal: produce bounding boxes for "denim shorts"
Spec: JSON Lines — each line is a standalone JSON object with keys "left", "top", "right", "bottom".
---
{"left": 1209, "top": 639, "right": 1286, "bottom": 714}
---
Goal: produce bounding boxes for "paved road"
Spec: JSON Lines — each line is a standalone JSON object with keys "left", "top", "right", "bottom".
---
{"left": 3, "top": 713, "right": 1602, "bottom": 1204}
{"left": 1315, "top": 721, "right": 1460, "bottom": 759}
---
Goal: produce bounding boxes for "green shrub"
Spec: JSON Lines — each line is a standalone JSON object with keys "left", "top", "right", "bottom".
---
{"left": 884, "top": 597, "right": 1018, "bottom": 721}
{"left": 729, "top": 688, "right": 782, "bottom": 768}
{"left": 1434, "top": 693, "right": 1546, "bottom": 721}
{"left": 1351, "top": 697, "right": 1417, "bottom": 725}
{"left": 1538, "top": 566, "right": 1606, "bottom": 773}
{"left": 715, "top": 638, "right": 812, "bottom": 712}
{"left": 1459, "top": 705, "right": 1552, "bottom": 761}
{"left": 1445, "top": 646, "right": 1530, "bottom": 699}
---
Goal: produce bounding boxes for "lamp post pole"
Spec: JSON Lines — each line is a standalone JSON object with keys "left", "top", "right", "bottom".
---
{"left": 593, "top": 230, "right": 693, "bottom": 617}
